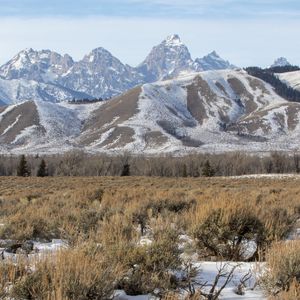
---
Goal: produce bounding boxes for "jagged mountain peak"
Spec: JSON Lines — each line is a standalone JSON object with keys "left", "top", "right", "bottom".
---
{"left": 271, "top": 57, "right": 291, "bottom": 68}
{"left": 19, "top": 47, "right": 34, "bottom": 54}
{"left": 207, "top": 50, "right": 220, "bottom": 57}
{"left": 83, "top": 47, "right": 121, "bottom": 64}
{"left": 137, "top": 34, "right": 193, "bottom": 81}
{"left": 62, "top": 46, "right": 143, "bottom": 99}
{"left": 90, "top": 47, "right": 112, "bottom": 55}
{"left": 0, "top": 35, "right": 237, "bottom": 104}
{"left": 194, "top": 51, "right": 235, "bottom": 71}
{"left": 163, "top": 34, "right": 183, "bottom": 46}
{"left": 0, "top": 48, "right": 74, "bottom": 82}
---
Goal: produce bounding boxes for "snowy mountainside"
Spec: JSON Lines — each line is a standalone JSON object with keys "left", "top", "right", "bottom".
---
{"left": 0, "top": 100, "right": 102, "bottom": 154}
{"left": 1, "top": 69, "right": 300, "bottom": 154}
{"left": 0, "top": 34, "right": 236, "bottom": 104}
{"left": 277, "top": 70, "right": 300, "bottom": 91}
{"left": 60, "top": 47, "right": 144, "bottom": 99}
{"left": 0, "top": 77, "right": 90, "bottom": 105}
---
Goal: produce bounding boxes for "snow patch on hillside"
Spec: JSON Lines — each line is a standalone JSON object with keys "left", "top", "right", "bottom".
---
{"left": 277, "top": 71, "right": 300, "bottom": 91}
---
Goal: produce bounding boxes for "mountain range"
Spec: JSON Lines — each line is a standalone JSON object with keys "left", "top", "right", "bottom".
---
{"left": 0, "top": 35, "right": 235, "bottom": 104}
{"left": 0, "top": 34, "right": 299, "bottom": 155}
{"left": 1, "top": 68, "right": 300, "bottom": 155}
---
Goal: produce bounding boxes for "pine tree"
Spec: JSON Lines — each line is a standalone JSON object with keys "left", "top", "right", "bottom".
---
{"left": 202, "top": 160, "right": 215, "bottom": 177}
{"left": 182, "top": 164, "right": 188, "bottom": 177}
{"left": 17, "top": 155, "right": 30, "bottom": 177}
{"left": 121, "top": 163, "right": 130, "bottom": 176}
{"left": 37, "top": 159, "right": 48, "bottom": 177}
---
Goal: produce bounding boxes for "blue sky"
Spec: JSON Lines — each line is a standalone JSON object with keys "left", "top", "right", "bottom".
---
{"left": 0, "top": 0, "right": 299, "bottom": 67}
{"left": 1, "top": 0, "right": 300, "bottom": 18}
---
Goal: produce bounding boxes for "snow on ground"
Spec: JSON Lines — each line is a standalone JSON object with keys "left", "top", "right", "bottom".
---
{"left": 1, "top": 114, "right": 21, "bottom": 136}
{"left": 277, "top": 71, "right": 300, "bottom": 91}
{"left": 2, "top": 207, "right": 298, "bottom": 300}
{"left": 0, "top": 239, "right": 68, "bottom": 261}
{"left": 57, "top": 100, "right": 104, "bottom": 122}
{"left": 33, "top": 239, "right": 68, "bottom": 253}
{"left": 114, "top": 262, "right": 265, "bottom": 300}
{"left": 0, "top": 102, "right": 23, "bottom": 122}
{"left": 194, "top": 262, "right": 265, "bottom": 300}
{"left": 0, "top": 77, "right": 78, "bottom": 104}
{"left": 225, "top": 173, "right": 300, "bottom": 179}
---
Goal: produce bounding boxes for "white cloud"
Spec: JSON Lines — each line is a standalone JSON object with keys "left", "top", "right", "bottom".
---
{"left": 0, "top": 17, "right": 299, "bottom": 67}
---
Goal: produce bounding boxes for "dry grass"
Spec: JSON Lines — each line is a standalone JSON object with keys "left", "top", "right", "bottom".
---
{"left": 260, "top": 240, "right": 300, "bottom": 297}
{"left": 0, "top": 176, "right": 299, "bottom": 242}
{"left": 2, "top": 245, "right": 120, "bottom": 300}
{"left": 0, "top": 176, "right": 299, "bottom": 298}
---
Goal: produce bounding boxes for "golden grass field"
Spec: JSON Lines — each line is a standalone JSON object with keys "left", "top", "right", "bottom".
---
{"left": 1, "top": 175, "right": 300, "bottom": 203}
{"left": 0, "top": 176, "right": 299, "bottom": 299}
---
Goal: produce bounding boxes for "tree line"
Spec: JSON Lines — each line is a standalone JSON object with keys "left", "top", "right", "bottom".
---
{"left": 245, "top": 66, "right": 300, "bottom": 102}
{"left": 68, "top": 98, "right": 104, "bottom": 104}
{"left": 3, "top": 151, "right": 300, "bottom": 177}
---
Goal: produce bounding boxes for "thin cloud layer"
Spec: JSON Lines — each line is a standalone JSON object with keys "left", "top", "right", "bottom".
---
{"left": 0, "top": 0, "right": 299, "bottom": 18}
{"left": 0, "top": 1, "right": 299, "bottom": 67}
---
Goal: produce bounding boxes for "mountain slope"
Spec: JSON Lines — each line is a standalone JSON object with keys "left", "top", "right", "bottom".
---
{"left": 277, "top": 71, "right": 300, "bottom": 92}
{"left": 0, "top": 77, "right": 91, "bottom": 105}
{"left": 1, "top": 69, "right": 299, "bottom": 154}
{"left": 79, "top": 69, "right": 300, "bottom": 154}
{"left": 0, "top": 100, "right": 101, "bottom": 153}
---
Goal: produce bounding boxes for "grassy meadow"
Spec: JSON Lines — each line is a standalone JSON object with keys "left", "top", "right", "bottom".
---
{"left": 0, "top": 176, "right": 299, "bottom": 299}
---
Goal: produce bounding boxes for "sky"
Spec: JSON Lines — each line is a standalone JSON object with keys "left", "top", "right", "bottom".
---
{"left": 0, "top": 0, "right": 299, "bottom": 67}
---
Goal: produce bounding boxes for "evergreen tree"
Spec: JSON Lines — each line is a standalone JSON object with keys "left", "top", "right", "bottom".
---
{"left": 245, "top": 67, "right": 300, "bottom": 102}
{"left": 202, "top": 160, "right": 215, "bottom": 177}
{"left": 121, "top": 163, "right": 130, "bottom": 176}
{"left": 17, "top": 155, "right": 30, "bottom": 177}
{"left": 182, "top": 164, "right": 188, "bottom": 177}
{"left": 37, "top": 159, "right": 48, "bottom": 177}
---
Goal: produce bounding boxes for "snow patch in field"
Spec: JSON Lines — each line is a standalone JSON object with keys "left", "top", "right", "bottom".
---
{"left": 33, "top": 239, "right": 68, "bottom": 253}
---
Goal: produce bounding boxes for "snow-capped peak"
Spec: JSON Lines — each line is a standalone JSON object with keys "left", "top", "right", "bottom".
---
{"left": 164, "top": 34, "right": 183, "bottom": 46}
{"left": 137, "top": 34, "right": 193, "bottom": 81}
{"left": 0, "top": 35, "right": 237, "bottom": 104}
{"left": 207, "top": 51, "right": 219, "bottom": 57}
{"left": 271, "top": 57, "right": 291, "bottom": 68}
{"left": 0, "top": 48, "right": 74, "bottom": 82}
{"left": 194, "top": 51, "right": 235, "bottom": 71}
{"left": 83, "top": 47, "right": 115, "bottom": 63}
{"left": 61, "top": 46, "right": 144, "bottom": 99}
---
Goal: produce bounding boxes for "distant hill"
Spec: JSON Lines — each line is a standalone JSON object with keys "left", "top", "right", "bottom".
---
{"left": 2, "top": 69, "right": 300, "bottom": 154}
